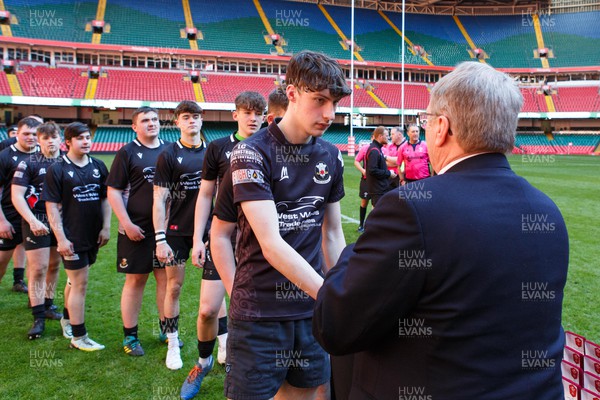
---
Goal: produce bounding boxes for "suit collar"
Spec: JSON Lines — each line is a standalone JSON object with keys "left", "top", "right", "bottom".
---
{"left": 445, "top": 152, "right": 511, "bottom": 173}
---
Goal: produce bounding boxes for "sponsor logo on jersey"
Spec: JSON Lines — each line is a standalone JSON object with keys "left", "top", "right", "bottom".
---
{"left": 279, "top": 166, "right": 289, "bottom": 181}
{"left": 232, "top": 168, "right": 264, "bottom": 185}
{"left": 313, "top": 162, "right": 331, "bottom": 184}
{"left": 68, "top": 171, "right": 74, "bottom": 178}
{"left": 92, "top": 168, "right": 100, "bottom": 178}
{"left": 225, "top": 151, "right": 232, "bottom": 159}
{"left": 169, "top": 224, "right": 178, "bottom": 231}
{"left": 13, "top": 171, "right": 24, "bottom": 178}
{"left": 12, "top": 156, "right": 17, "bottom": 161}
{"left": 142, "top": 166, "right": 155, "bottom": 183}
{"left": 275, "top": 196, "right": 324, "bottom": 213}
{"left": 137, "top": 152, "right": 143, "bottom": 159}
{"left": 177, "top": 157, "right": 183, "bottom": 164}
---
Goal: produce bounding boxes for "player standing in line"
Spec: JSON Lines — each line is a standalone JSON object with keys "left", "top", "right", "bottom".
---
{"left": 382, "top": 126, "right": 406, "bottom": 188}
{"left": 12, "top": 122, "right": 66, "bottom": 339}
{"left": 353, "top": 134, "right": 374, "bottom": 233}
{"left": 210, "top": 87, "right": 289, "bottom": 296}
{"left": 0, "top": 117, "right": 41, "bottom": 293}
{"left": 106, "top": 107, "right": 169, "bottom": 356}
{"left": 43, "top": 122, "right": 110, "bottom": 351}
{"left": 180, "top": 91, "right": 267, "bottom": 400}
{"left": 153, "top": 101, "right": 206, "bottom": 370}
{"left": 224, "top": 50, "right": 350, "bottom": 400}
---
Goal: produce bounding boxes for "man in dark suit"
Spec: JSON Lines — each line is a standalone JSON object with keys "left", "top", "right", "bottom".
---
{"left": 313, "top": 62, "right": 569, "bottom": 400}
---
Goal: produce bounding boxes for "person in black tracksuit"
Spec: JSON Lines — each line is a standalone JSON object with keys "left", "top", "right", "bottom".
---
{"left": 366, "top": 126, "right": 396, "bottom": 206}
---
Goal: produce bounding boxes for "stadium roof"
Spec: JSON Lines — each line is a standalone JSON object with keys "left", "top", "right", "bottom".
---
{"left": 288, "top": 0, "right": 551, "bottom": 14}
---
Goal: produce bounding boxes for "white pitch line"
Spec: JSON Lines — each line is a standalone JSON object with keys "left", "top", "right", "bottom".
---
{"left": 341, "top": 214, "right": 360, "bottom": 224}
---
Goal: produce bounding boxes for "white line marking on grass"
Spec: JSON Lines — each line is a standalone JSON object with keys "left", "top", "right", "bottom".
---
{"left": 341, "top": 214, "right": 360, "bottom": 224}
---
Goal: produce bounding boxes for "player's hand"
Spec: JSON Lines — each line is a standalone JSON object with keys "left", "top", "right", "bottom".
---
{"left": 97, "top": 227, "right": 110, "bottom": 247}
{"left": 124, "top": 222, "right": 145, "bottom": 241}
{"left": 0, "top": 220, "right": 15, "bottom": 240}
{"left": 57, "top": 239, "right": 75, "bottom": 257}
{"left": 29, "top": 218, "right": 50, "bottom": 236}
{"left": 156, "top": 241, "right": 175, "bottom": 265}
{"left": 191, "top": 241, "right": 206, "bottom": 268}
{"left": 400, "top": 179, "right": 406, "bottom": 186}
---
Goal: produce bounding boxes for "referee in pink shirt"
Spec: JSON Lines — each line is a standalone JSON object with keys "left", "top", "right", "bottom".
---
{"left": 398, "top": 124, "right": 431, "bottom": 183}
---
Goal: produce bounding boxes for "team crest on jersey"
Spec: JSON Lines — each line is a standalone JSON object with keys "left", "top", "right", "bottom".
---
{"left": 313, "top": 162, "right": 330, "bottom": 184}
{"left": 137, "top": 152, "right": 143, "bottom": 159}
{"left": 119, "top": 258, "right": 128, "bottom": 269}
{"left": 68, "top": 171, "right": 74, "bottom": 178}
{"left": 177, "top": 157, "right": 183, "bottom": 164}
{"left": 92, "top": 169, "right": 100, "bottom": 178}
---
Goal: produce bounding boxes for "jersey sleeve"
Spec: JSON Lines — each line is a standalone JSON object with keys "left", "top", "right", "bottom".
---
{"left": 355, "top": 146, "right": 366, "bottom": 162}
{"left": 230, "top": 142, "right": 273, "bottom": 204}
{"left": 201, "top": 142, "right": 220, "bottom": 181}
{"left": 11, "top": 160, "right": 31, "bottom": 187}
{"left": 213, "top": 168, "right": 237, "bottom": 223}
{"left": 105, "top": 147, "right": 130, "bottom": 189}
{"left": 153, "top": 149, "right": 173, "bottom": 189}
{"left": 41, "top": 163, "right": 63, "bottom": 203}
{"left": 328, "top": 149, "right": 345, "bottom": 204}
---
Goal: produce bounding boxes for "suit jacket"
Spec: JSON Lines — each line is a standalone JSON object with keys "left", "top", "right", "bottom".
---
{"left": 314, "top": 153, "right": 568, "bottom": 400}
{"left": 366, "top": 140, "right": 391, "bottom": 196}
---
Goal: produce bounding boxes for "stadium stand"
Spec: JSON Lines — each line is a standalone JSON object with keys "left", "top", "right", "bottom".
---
{"left": 0, "top": 72, "right": 12, "bottom": 96}
{"left": 520, "top": 87, "right": 549, "bottom": 113}
{"left": 370, "top": 82, "right": 430, "bottom": 110}
{"left": 94, "top": 69, "right": 195, "bottom": 102}
{"left": 100, "top": 0, "right": 188, "bottom": 49}
{"left": 553, "top": 86, "right": 600, "bottom": 112}
{"left": 200, "top": 73, "right": 276, "bottom": 103}
{"left": 542, "top": 11, "right": 600, "bottom": 68}
{"left": 515, "top": 133, "right": 600, "bottom": 154}
{"left": 17, "top": 65, "right": 88, "bottom": 98}
{"left": 5, "top": 0, "right": 95, "bottom": 43}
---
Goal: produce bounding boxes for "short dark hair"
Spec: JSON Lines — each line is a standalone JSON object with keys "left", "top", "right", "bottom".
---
{"left": 64, "top": 122, "right": 90, "bottom": 142}
{"left": 373, "top": 126, "right": 387, "bottom": 137}
{"left": 268, "top": 87, "right": 289, "bottom": 113}
{"left": 132, "top": 107, "right": 158, "bottom": 124}
{"left": 174, "top": 101, "right": 202, "bottom": 119}
{"left": 235, "top": 91, "right": 266, "bottom": 114}
{"left": 285, "top": 51, "right": 351, "bottom": 101}
{"left": 37, "top": 121, "right": 62, "bottom": 138}
{"left": 28, "top": 114, "right": 44, "bottom": 123}
{"left": 17, "top": 117, "right": 42, "bottom": 131}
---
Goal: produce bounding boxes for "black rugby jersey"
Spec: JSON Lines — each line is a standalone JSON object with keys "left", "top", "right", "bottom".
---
{"left": 230, "top": 122, "right": 345, "bottom": 321}
{"left": 106, "top": 139, "right": 167, "bottom": 233}
{"left": 0, "top": 144, "right": 39, "bottom": 220}
{"left": 42, "top": 155, "right": 108, "bottom": 252}
{"left": 12, "top": 152, "right": 62, "bottom": 215}
{"left": 153, "top": 139, "right": 206, "bottom": 236}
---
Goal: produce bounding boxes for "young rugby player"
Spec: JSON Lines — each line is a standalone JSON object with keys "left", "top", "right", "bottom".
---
{"left": 153, "top": 101, "right": 206, "bottom": 370}
{"left": 0, "top": 117, "right": 41, "bottom": 293}
{"left": 43, "top": 122, "right": 110, "bottom": 351}
{"left": 12, "top": 122, "right": 66, "bottom": 339}
{"left": 223, "top": 50, "right": 351, "bottom": 400}
{"left": 106, "top": 107, "right": 169, "bottom": 356}
{"left": 180, "top": 91, "right": 266, "bottom": 399}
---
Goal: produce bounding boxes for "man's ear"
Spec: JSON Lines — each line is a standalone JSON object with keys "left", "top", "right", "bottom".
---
{"left": 434, "top": 115, "right": 451, "bottom": 147}
{"left": 286, "top": 84, "right": 297, "bottom": 103}
{"left": 232, "top": 110, "right": 238, "bottom": 122}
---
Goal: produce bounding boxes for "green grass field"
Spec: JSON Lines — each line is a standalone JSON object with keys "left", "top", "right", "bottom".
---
{"left": 0, "top": 154, "right": 598, "bottom": 399}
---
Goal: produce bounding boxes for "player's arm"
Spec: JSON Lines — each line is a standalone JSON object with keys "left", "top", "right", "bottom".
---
{"left": 353, "top": 159, "right": 366, "bottom": 178}
{"left": 241, "top": 200, "right": 324, "bottom": 299}
{"left": 46, "top": 201, "right": 74, "bottom": 257}
{"left": 321, "top": 201, "right": 345, "bottom": 274}
{"left": 385, "top": 155, "right": 398, "bottom": 168}
{"left": 0, "top": 186, "right": 14, "bottom": 239}
{"left": 191, "top": 178, "right": 215, "bottom": 267}
{"left": 107, "top": 187, "right": 145, "bottom": 241}
{"left": 210, "top": 215, "right": 236, "bottom": 296}
{"left": 152, "top": 185, "right": 173, "bottom": 264}
{"left": 97, "top": 198, "right": 111, "bottom": 247}
{"left": 11, "top": 185, "right": 49, "bottom": 236}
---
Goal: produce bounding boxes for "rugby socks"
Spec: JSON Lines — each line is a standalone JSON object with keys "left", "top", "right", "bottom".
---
{"left": 217, "top": 316, "right": 228, "bottom": 348}
{"left": 164, "top": 316, "right": 178, "bottom": 333}
{"left": 32, "top": 304, "right": 46, "bottom": 320}
{"left": 124, "top": 325, "right": 138, "bottom": 339}
{"left": 71, "top": 323, "right": 86, "bottom": 338}
{"left": 63, "top": 308, "right": 70, "bottom": 320}
{"left": 13, "top": 268, "right": 24, "bottom": 284}
{"left": 44, "top": 298, "right": 54, "bottom": 309}
{"left": 198, "top": 339, "right": 216, "bottom": 368}
{"left": 159, "top": 318, "right": 167, "bottom": 335}
{"left": 359, "top": 206, "right": 367, "bottom": 227}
